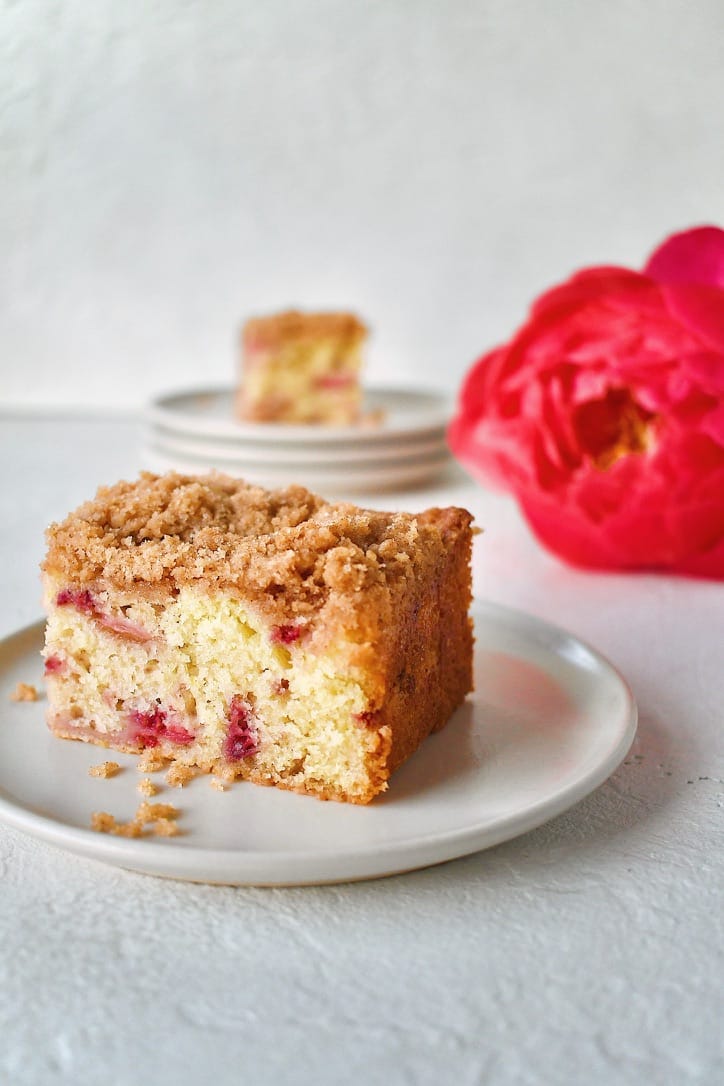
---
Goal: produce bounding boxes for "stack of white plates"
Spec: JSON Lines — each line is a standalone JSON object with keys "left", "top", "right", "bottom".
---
{"left": 143, "top": 386, "right": 453, "bottom": 493}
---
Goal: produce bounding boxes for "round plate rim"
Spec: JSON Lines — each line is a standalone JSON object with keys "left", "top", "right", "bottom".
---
{"left": 142, "top": 439, "right": 451, "bottom": 474}
{"left": 147, "top": 385, "right": 453, "bottom": 445}
{"left": 0, "top": 601, "right": 637, "bottom": 885}
{"left": 147, "top": 426, "right": 449, "bottom": 465}
{"left": 140, "top": 445, "right": 451, "bottom": 494}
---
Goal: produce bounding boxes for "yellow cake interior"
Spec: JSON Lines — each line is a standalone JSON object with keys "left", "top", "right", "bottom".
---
{"left": 241, "top": 337, "right": 364, "bottom": 424}
{"left": 44, "top": 581, "right": 386, "bottom": 803}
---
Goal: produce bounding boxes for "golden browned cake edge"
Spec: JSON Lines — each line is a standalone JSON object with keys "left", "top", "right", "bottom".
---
{"left": 355, "top": 506, "right": 474, "bottom": 799}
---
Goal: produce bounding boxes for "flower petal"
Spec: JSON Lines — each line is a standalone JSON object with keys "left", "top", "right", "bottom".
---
{"left": 660, "top": 284, "right": 724, "bottom": 353}
{"left": 701, "top": 401, "right": 724, "bottom": 445}
{"left": 530, "top": 268, "right": 655, "bottom": 321}
{"left": 644, "top": 226, "right": 724, "bottom": 288}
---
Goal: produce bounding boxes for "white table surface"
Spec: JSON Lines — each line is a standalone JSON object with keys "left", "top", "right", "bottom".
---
{"left": 1, "top": 412, "right": 722, "bottom": 1086}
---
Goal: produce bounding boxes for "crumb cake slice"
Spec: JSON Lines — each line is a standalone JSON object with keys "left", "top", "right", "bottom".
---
{"left": 42, "top": 473, "right": 473, "bottom": 804}
{"left": 236, "top": 310, "right": 367, "bottom": 425}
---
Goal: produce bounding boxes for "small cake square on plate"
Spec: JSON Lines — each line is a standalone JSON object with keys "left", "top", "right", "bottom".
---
{"left": 236, "top": 310, "right": 367, "bottom": 425}
{"left": 42, "top": 472, "right": 473, "bottom": 804}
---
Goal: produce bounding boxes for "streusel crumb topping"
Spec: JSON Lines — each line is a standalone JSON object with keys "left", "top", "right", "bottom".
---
{"left": 243, "top": 310, "right": 367, "bottom": 348}
{"left": 43, "top": 474, "right": 473, "bottom": 633}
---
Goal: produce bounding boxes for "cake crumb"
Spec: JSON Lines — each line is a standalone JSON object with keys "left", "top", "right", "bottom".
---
{"left": 153, "top": 817, "right": 181, "bottom": 837}
{"left": 210, "top": 778, "right": 228, "bottom": 792}
{"left": 165, "top": 764, "right": 195, "bottom": 788}
{"left": 111, "top": 819, "right": 145, "bottom": 838}
{"left": 135, "top": 801, "right": 179, "bottom": 825}
{"left": 11, "top": 682, "right": 39, "bottom": 702}
{"left": 91, "top": 800, "right": 181, "bottom": 838}
{"left": 137, "top": 777, "right": 158, "bottom": 797}
{"left": 89, "top": 761, "right": 121, "bottom": 779}
{"left": 91, "top": 811, "right": 145, "bottom": 837}
{"left": 137, "top": 749, "right": 166, "bottom": 773}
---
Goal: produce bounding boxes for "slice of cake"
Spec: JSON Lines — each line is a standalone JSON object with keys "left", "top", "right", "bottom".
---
{"left": 236, "top": 310, "right": 367, "bottom": 425}
{"left": 42, "top": 473, "right": 474, "bottom": 804}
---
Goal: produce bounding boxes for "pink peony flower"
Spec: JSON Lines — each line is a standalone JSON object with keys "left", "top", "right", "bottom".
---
{"left": 448, "top": 227, "right": 724, "bottom": 577}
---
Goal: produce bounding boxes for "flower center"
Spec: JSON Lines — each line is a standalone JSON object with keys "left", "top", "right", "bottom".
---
{"left": 573, "top": 388, "right": 655, "bottom": 471}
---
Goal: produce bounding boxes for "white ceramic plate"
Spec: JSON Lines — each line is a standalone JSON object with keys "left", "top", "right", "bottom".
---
{"left": 147, "top": 425, "right": 449, "bottom": 465}
{"left": 148, "top": 386, "right": 452, "bottom": 445}
{"left": 0, "top": 602, "right": 636, "bottom": 886}
{"left": 141, "top": 443, "right": 452, "bottom": 493}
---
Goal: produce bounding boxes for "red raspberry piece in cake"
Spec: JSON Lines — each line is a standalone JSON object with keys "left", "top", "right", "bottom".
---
{"left": 44, "top": 654, "right": 66, "bottom": 675}
{"left": 314, "top": 373, "right": 355, "bottom": 390}
{"left": 128, "top": 707, "right": 164, "bottom": 748}
{"left": 56, "top": 587, "right": 151, "bottom": 642}
{"left": 128, "top": 707, "right": 194, "bottom": 748}
{"left": 270, "top": 624, "right": 303, "bottom": 645}
{"left": 224, "top": 696, "right": 259, "bottom": 761}
{"left": 164, "top": 723, "right": 196, "bottom": 745}
{"left": 56, "top": 588, "right": 97, "bottom": 614}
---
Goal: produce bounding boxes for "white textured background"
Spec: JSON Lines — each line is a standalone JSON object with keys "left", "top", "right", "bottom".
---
{"left": 2, "top": 7, "right": 724, "bottom": 1079}
{"left": 2, "top": 0, "right": 724, "bottom": 408}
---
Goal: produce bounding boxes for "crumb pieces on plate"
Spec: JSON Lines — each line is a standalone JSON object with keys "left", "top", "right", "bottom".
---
{"left": 11, "top": 682, "right": 39, "bottom": 702}
{"left": 135, "top": 801, "right": 179, "bottom": 824}
{"left": 88, "top": 761, "right": 121, "bottom": 779}
{"left": 137, "top": 750, "right": 167, "bottom": 774}
{"left": 153, "top": 818, "right": 180, "bottom": 837}
{"left": 165, "top": 764, "right": 195, "bottom": 788}
{"left": 91, "top": 800, "right": 182, "bottom": 839}
{"left": 137, "top": 777, "right": 158, "bottom": 797}
{"left": 90, "top": 811, "right": 116, "bottom": 833}
{"left": 111, "top": 819, "right": 145, "bottom": 839}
